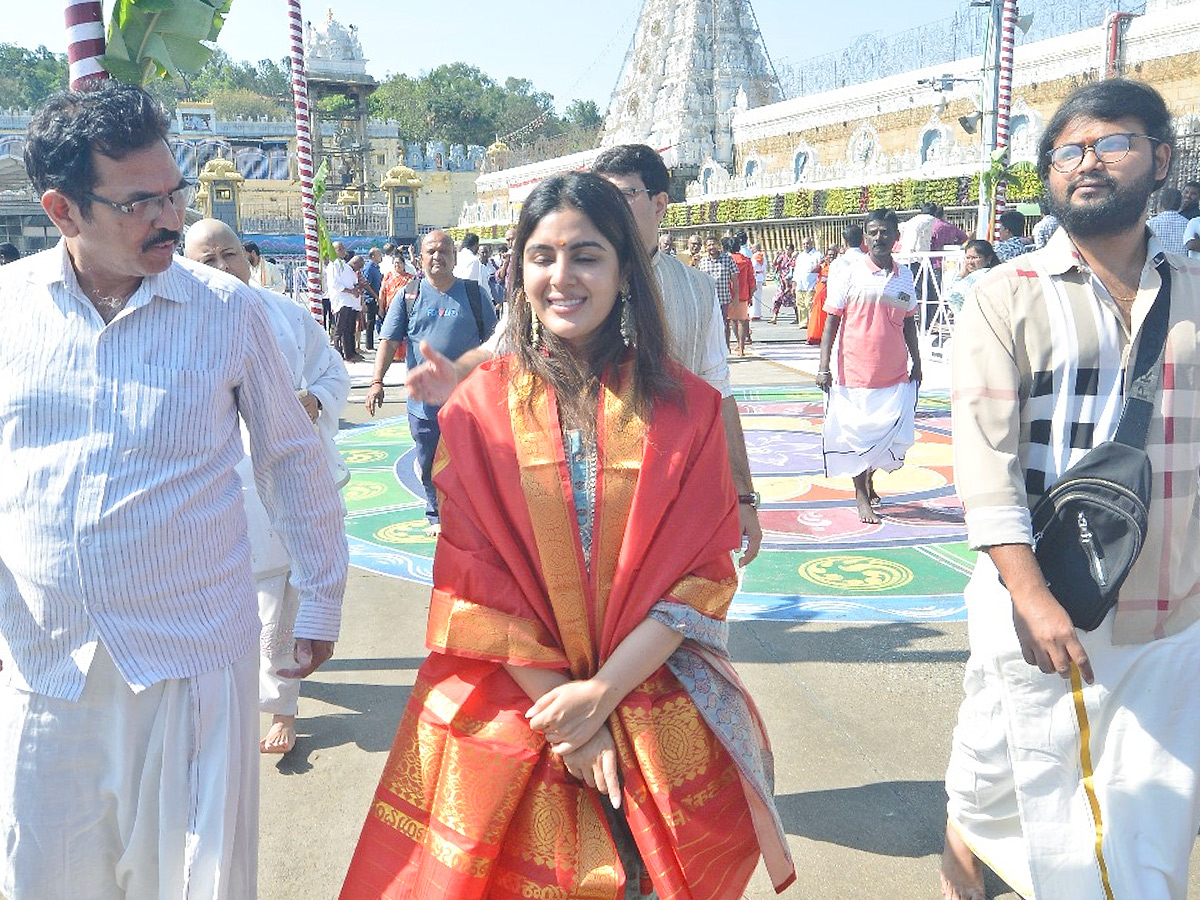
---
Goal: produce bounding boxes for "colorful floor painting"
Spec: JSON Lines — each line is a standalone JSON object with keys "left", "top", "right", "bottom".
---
{"left": 337, "top": 386, "right": 973, "bottom": 623}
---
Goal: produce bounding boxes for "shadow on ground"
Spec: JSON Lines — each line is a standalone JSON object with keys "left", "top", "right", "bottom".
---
{"left": 779, "top": 780, "right": 1017, "bottom": 896}
{"left": 731, "top": 620, "right": 969, "bottom": 665}
{"left": 271, "top": 675, "right": 416, "bottom": 774}
{"left": 778, "top": 779, "right": 945, "bottom": 857}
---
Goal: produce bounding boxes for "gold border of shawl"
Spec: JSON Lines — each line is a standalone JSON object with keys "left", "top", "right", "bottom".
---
{"left": 666, "top": 573, "right": 738, "bottom": 620}
{"left": 592, "top": 370, "right": 646, "bottom": 634}
{"left": 508, "top": 373, "right": 596, "bottom": 676}
{"left": 427, "top": 590, "right": 567, "bottom": 667}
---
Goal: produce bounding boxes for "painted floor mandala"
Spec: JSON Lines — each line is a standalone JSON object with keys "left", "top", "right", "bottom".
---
{"left": 337, "top": 387, "right": 971, "bottom": 622}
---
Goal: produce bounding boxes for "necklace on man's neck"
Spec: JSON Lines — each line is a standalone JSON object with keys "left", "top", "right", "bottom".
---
{"left": 83, "top": 284, "right": 135, "bottom": 321}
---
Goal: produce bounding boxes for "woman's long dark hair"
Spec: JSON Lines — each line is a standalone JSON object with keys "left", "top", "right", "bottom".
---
{"left": 503, "top": 172, "right": 678, "bottom": 433}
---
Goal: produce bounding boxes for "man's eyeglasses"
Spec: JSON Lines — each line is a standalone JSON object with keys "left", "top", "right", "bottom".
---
{"left": 82, "top": 182, "right": 197, "bottom": 222}
{"left": 616, "top": 186, "right": 651, "bottom": 201}
{"left": 1047, "top": 133, "right": 1161, "bottom": 174}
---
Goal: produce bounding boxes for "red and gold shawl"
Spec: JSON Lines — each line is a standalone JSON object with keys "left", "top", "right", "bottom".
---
{"left": 340, "top": 358, "right": 794, "bottom": 899}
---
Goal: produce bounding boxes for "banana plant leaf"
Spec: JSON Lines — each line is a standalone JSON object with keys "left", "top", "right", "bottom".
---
{"left": 101, "top": 0, "right": 233, "bottom": 86}
{"left": 313, "top": 158, "right": 337, "bottom": 264}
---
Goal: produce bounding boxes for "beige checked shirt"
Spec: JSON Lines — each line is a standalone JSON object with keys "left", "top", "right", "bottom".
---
{"left": 953, "top": 228, "right": 1200, "bottom": 643}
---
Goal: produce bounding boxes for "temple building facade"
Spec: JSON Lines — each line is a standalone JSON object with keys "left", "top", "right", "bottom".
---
{"left": 457, "top": 0, "right": 1200, "bottom": 255}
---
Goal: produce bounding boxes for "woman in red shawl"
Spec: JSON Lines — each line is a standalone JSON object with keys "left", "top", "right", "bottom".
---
{"left": 805, "top": 246, "right": 839, "bottom": 345}
{"left": 339, "top": 173, "right": 794, "bottom": 900}
{"left": 379, "top": 254, "right": 413, "bottom": 362}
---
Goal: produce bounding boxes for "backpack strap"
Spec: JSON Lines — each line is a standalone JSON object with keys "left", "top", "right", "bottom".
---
{"left": 398, "top": 279, "right": 421, "bottom": 338}
{"left": 1113, "top": 254, "right": 1172, "bottom": 449}
{"left": 462, "top": 280, "right": 488, "bottom": 342}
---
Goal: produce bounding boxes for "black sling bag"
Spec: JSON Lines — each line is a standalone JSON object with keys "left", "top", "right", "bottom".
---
{"left": 1029, "top": 257, "right": 1171, "bottom": 631}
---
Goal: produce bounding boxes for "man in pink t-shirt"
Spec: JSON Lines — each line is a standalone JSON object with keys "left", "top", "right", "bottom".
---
{"left": 815, "top": 209, "right": 922, "bottom": 522}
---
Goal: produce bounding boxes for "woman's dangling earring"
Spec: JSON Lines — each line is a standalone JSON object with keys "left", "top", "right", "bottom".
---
{"left": 529, "top": 306, "right": 542, "bottom": 348}
{"left": 619, "top": 292, "right": 636, "bottom": 348}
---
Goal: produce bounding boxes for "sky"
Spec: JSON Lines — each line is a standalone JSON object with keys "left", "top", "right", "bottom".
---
{"left": 9, "top": 0, "right": 954, "bottom": 113}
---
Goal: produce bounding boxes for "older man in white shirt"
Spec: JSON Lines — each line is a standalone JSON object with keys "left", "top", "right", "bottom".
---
{"left": 0, "top": 82, "right": 347, "bottom": 899}
{"left": 185, "top": 219, "right": 350, "bottom": 756}
{"left": 327, "top": 240, "right": 363, "bottom": 361}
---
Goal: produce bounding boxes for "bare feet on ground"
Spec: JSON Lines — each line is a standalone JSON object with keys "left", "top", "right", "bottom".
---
{"left": 260, "top": 714, "right": 297, "bottom": 754}
{"left": 940, "top": 823, "right": 985, "bottom": 900}
{"left": 854, "top": 493, "right": 881, "bottom": 524}
{"left": 852, "top": 471, "right": 881, "bottom": 523}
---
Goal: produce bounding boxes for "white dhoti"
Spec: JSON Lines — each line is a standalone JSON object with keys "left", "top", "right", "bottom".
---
{"left": 946, "top": 557, "right": 1200, "bottom": 899}
{"left": 238, "top": 454, "right": 304, "bottom": 718}
{"left": 0, "top": 642, "right": 259, "bottom": 900}
{"left": 822, "top": 379, "right": 917, "bottom": 478}
{"left": 258, "top": 572, "right": 302, "bottom": 716}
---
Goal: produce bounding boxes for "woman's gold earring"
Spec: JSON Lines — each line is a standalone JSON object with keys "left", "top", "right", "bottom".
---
{"left": 620, "top": 293, "right": 636, "bottom": 348}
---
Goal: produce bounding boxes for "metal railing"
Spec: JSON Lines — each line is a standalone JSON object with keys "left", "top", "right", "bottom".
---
{"left": 894, "top": 250, "right": 966, "bottom": 363}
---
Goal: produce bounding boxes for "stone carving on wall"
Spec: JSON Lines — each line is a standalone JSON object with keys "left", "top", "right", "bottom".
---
{"left": 791, "top": 141, "right": 817, "bottom": 183}
{"left": 848, "top": 124, "right": 880, "bottom": 169}
{"left": 1007, "top": 99, "right": 1043, "bottom": 162}
{"left": 919, "top": 114, "right": 953, "bottom": 166}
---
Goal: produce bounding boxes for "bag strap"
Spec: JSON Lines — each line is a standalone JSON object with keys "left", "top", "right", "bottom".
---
{"left": 462, "top": 280, "right": 488, "bottom": 342}
{"left": 1113, "top": 254, "right": 1172, "bottom": 449}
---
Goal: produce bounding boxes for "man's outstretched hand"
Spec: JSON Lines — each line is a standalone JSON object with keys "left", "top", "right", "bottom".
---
{"left": 405, "top": 341, "right": 463, "bottom": 406}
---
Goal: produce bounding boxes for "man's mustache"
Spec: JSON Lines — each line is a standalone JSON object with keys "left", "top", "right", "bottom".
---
{"left": 142, "top": 230, "right": 181, "bottom": 251}
{"left": 1067, "top": 176, "right": 1117, "bottom": 197}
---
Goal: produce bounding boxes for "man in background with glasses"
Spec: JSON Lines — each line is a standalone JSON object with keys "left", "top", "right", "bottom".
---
{"left": 0, "top": 81, "right": 347, "bottom": 898}
{"left": 942, "top": 78, "right": 1200, "bottom": 900}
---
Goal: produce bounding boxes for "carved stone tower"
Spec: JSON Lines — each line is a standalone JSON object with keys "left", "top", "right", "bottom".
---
{"left": 304, "top": 9, "right": 378, "bottom": 197}
{"left": 600, "top": 0, "right": 780, "bottom": 186}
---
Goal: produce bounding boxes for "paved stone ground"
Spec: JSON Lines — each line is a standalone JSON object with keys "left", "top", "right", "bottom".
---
{"left": 258, "top": 323, "right": 1200, "bottom": 899}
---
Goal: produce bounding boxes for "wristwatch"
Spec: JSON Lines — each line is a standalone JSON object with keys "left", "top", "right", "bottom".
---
{"left": 738, "top": 492, "right": 761, "bottom": 509}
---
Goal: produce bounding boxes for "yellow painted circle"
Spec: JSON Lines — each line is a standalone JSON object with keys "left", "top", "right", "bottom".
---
{"left": 375, "top": 521, "right": 432, "bottom": 545}
{"left": 343, "top": 480, "right": 388, "bottom": 503}
{"left": 341, "top": 448, "right": 389, "bottom": 465}
{"left": 798, "top": 555, "right": 914, "bottom": 592}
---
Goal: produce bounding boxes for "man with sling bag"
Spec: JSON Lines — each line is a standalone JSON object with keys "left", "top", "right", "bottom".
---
{"left": 365, "top": 229, "right": 497, "bottom": 537}
{"left": 942, "top": 79, "right": 1200, "bottom": 900}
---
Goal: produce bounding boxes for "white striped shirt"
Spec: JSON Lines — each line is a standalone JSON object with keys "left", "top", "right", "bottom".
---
{"left": 0, "top": 244, "right": 348, "bottom": 700}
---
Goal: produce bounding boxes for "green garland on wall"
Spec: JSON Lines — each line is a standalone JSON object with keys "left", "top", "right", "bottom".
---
{"left": 656, "top": 168, "right": 1045, "bottom": 230}
{"left": 459, "top": 165, "right": 1046, "bottom": 236}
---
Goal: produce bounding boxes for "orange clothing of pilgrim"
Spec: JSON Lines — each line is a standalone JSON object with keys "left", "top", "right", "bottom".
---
{"left": 806, "top": 259, "right": 832, "bottom": 344}
{"left": 339, "top": 356, "right": 795, "bottom": 900}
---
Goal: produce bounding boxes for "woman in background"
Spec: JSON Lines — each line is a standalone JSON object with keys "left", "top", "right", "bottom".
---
{"left": 806, "top": 245, "right": 839, "bottom": 345}
{"left": 946, "top": 238, "right": 1000, "bottom": 313}
{"left": 769, "top": 242, "right": 797, "bottom": 324}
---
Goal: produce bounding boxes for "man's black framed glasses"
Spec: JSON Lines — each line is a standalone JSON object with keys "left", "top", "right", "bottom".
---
{"left": 1048, "top": 133, "right": 1161, "bottom": 174}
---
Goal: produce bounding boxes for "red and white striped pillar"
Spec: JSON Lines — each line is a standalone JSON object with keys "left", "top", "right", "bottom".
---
{"left": 992, "top": 0, "right": 1018, "bottom": 232}
{"left": 286, "top": 1, "right": 324, "bottom": 322}
{"left": 65, "top": 0, "right": 108, "bottom": 89}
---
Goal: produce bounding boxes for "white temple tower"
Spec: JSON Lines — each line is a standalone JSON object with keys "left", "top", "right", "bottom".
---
{"left": 600, "top": 0, "right": 780, "bottom": 175}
